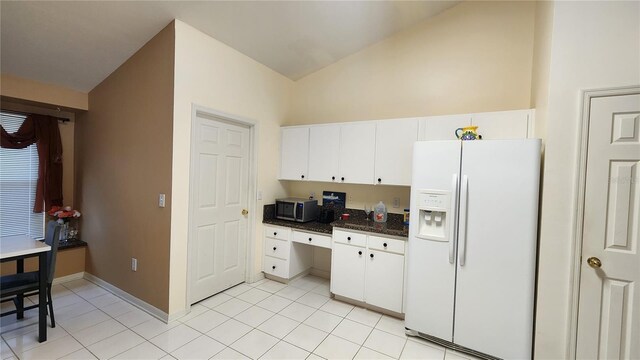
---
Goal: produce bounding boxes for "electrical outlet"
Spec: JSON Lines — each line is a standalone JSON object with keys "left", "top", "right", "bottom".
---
{"left": 257, "top": 190, "right": 263, "bottom": 200}
{"left": 158, "top": 194, "right": 166, "bottom": 208}
{"left": 131, "top": 258, "right": 138, "bottom": 271}
{"left": 310, "top": 192, "right": 315, "bottom": 199}
{"left": 393, "top": 197, "right": 400, "bottom": 208}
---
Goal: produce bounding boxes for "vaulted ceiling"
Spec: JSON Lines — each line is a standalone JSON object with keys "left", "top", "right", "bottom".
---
{"left": 1, "top": 1, "right": 460, "bottom": 92}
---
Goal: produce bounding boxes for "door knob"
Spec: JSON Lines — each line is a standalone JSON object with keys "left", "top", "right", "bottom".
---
{"left": 587, "top": 257, "right": 602, "bottom": 269}
{"left": 242, "top": 209, "right": 248, "bottom": 215}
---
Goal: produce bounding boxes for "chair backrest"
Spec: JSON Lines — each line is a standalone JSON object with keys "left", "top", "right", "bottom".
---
{"left": 44, "top": 221, "right": 61, "bottom": 285}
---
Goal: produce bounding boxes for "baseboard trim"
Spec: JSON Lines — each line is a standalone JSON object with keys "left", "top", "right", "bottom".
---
{"left": 83, "top": 273, "right": 169, "bottom": 323}
{"left": 52, "top": 272, "right": 85, "bottom": 285}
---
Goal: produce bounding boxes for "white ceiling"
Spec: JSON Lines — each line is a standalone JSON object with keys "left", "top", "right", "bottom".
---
{"left": 0, "top": 1, "right": 460, "bottom": 93}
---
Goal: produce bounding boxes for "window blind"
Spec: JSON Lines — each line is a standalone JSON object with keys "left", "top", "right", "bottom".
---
{"left": 0, "top": 112, "right": 45, "bottom": 238}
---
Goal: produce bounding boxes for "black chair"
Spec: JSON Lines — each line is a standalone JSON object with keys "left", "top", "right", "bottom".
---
{"left": 0, "top": 221, "right": 62, "bottom": 327}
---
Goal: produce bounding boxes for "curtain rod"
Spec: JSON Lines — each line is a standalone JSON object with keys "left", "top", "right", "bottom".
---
{"left": 1, "top": 108, "right": 70, "bottom": 123}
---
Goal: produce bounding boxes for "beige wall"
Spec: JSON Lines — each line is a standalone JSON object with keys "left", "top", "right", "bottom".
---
{"left": 289, "top": 1, "right": 535, "bottom": 125}
{"left": 530, "top": 1, "right": 554, "bottom": 142}
{"left": 286, "top": 1, "right": 535, "bottom": 212}
{"left": 170, "top": 20, "right": 293, "bottom": 314}
{"left": 533, "top": 1, "right": 640, "bottom": 358}
{"left": 1, "top": 74, "right": 88, "bottom": 111}
{"left": 77, "top": 23, "right": 175, "bottom": 312}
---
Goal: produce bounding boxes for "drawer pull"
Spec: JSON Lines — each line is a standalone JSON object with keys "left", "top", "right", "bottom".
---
{"left": 383, "top": 243, "right": 388, "bottom": 248}
{"left": 273, "top": 232, "right": 277, "bottom": 236}
{"left": 358, "top": 251, "right": 362, "bottom": 256}
{"left": 273, "top": 247, "right": 277, "bottom": 251}
{"left": 272, "top": 265, "right": 276, "bottom": 270}
{"left": 370, "top": 253, "right": 374, "bottom": 258}
{"left": 347, "top": 237, "right": 351, "bottom": 241}
{"left": 308, "top": 237, "right": 312, "bottom": 242}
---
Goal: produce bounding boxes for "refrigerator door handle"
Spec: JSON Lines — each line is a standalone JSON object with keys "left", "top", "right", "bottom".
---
{"left": 459, "top": 175, "right": 469, "bottom": 266}
{"left": 449, "top": 174, "right": 458, "bottom": 264}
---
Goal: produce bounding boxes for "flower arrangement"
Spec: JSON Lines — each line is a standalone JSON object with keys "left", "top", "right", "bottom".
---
{"left": 48, "top": 205, "right": 81, "bottom": 224}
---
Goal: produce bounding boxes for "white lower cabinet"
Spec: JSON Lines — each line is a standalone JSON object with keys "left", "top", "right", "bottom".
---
{"left": 331, "top": 242, "right": 366, "bottom": 301}
{"left": 330, "top": 229, "right": 406, "bottom": 313}
{"left": 365, "top": 250, "right": 404, "bottom": 312}
{"left": 264, "top": 225, "right": 334, "bottom": 281}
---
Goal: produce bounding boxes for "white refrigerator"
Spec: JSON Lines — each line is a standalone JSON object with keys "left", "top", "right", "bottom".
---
{"left": 404, "top": 139, "right": 541, "bottom": 359}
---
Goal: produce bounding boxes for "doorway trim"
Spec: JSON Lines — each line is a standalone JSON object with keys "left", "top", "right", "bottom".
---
{"left": 185, "top": 103, "right": 259, "bottom": 309}
{"left": 568, "top": 85, "right": 640, "bottom": 358}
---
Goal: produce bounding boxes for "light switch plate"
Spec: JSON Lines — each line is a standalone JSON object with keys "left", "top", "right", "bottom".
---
{"left": 393, "top": 197, "right": 400, "bottom": 208}
{"left": 159, "top": 194, "right": 166, "bottom": 208}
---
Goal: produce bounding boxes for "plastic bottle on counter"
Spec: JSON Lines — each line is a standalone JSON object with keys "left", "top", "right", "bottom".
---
{"left": 373, "top": 201, "right": 387, "bottom": 223}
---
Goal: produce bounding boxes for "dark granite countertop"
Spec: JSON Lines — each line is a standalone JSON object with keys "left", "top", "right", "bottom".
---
{"left": 58, "top": 239, "right": 88, "bottom": 250}
{"left": 262, "top": 204, "right": 408, "bottom": 238}
{"left": 262, "top": 218, "right": 334, "bottom": 235}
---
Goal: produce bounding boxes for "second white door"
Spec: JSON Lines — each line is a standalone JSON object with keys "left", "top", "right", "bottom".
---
{"left": 190, "top": 113, "right": 250, "bottom": 304}
{"left": 576, "top": 93, "right": 640, "bottom": 359}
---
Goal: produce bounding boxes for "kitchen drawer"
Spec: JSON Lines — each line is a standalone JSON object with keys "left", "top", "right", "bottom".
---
{"left": 368, "top": 235, "right": 406, "bottom": 255}
{"left": 292, "top": 230, "right": 331, "bottom": 249}
{"left": 265, "top": 237, "right": 290, "bottom": 260}
{"left": 264, "top": 225, "right": 291, "bottom": 241}
{"left": 333, "top": 229, "right": 366, "bottom": 247}
{"left": 263, "top": 255, "right": 289, "bottom": 279}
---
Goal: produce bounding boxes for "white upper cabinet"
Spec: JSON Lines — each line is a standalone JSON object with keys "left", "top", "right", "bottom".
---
{"left": 279, "top": 127, "right": 309, "bottom": 180}
{"left": 339, "top": 122, "right": 376, "bottom": 184}
{"left": 420, "top": 114, "right": 471, "bottom": 141}
{"left": 281, "top": 109, "right": 534, "bottom": 185}
{"left": 471, "top": 109, "right": 533, "bottom": 139}
{"left": 308, "top": 124, "right": 340, "bottom": 182}
{"left": 374, "top": 118, "right": 419, "bottom": 186}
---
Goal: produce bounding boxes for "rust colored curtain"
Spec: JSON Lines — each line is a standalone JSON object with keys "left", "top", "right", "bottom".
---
{"left": 1, "top": 114, "right": 63, "bottom": 212}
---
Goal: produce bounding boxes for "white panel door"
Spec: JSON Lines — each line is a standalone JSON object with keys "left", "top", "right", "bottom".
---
{"left": 405, "top": 141, "right": 462, "bottom": 341}
{"left": 374, "top": 118, "right": 419, "bottom": 186}
{"left": 339, "top": 122, "right": 376, "bottom": 184}
{"left": 279, "top": 127, "right": 309, "bottom": 180}
{"left": 471, "top": 109, "right": 532, "bottom": 139}
{"left": 190, "top": 114, "right": 250, "bottom": 304}
{"left": 330, "top": 242, "right": 365, "bottom": 301}
{"left": 577, "top": 93, "right": 640, "bottom": 360}
{"left": 454, "top": 139, "right": 540, "bottom": 359}
{"left": 420, "top": 114, "right": 471, "bottom": 141}
{"left": 365, "top": 249, "right": 404, "bottom": 313}
{"left": 308, "top": 124, "right": 340, "bottom": 182}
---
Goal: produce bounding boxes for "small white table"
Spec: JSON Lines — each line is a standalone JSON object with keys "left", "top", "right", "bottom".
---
{"left": 0, "top": 235, "right": 51, "bottom": 342}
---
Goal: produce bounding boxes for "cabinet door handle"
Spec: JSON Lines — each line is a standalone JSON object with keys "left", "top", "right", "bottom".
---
{"left": 273, "top": 247, "right": 277, "bottom": 251}
{"left": 377, "top": 178, "right": 382, "bottom": 183}
{"left": 332, "top": 176, "right": 335, "bottom": 180}
{"left": 341, "top": 177, "right": 345, "bottom": 181}
{"left": 301, "top": 174, "right": 305, "bottom": 179}
{"left": 370, "top": 253, "right": 374, "bottom": 258}
{"left": 383, "top": 243, "right": 387, "bottom": 248}
{"left": 358, "top": 251, "right": 362, "bottom": 255}
{"left": 308, "top": 237, "right": 312, "bottom": 242}
{"left": 272, "top": 265, "right": 276, "bottom": 270}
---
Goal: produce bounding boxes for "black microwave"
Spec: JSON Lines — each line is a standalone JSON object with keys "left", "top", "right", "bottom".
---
{"left": 275, "top": 198, "right": 318, "bottom": 222}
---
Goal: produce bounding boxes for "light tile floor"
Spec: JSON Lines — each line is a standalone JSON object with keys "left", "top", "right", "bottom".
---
{"left": 0, "top": 275, "right": 483, "bottom": 360}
